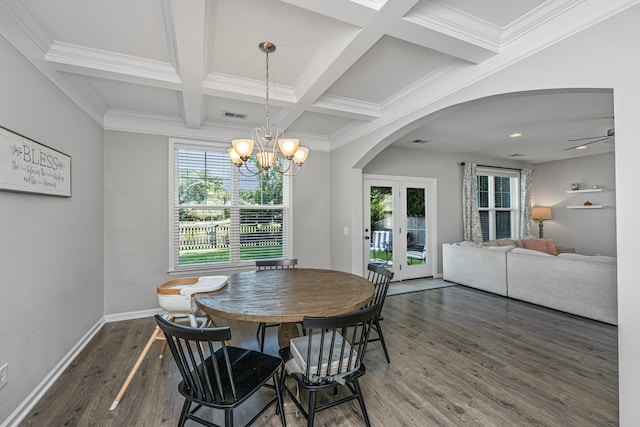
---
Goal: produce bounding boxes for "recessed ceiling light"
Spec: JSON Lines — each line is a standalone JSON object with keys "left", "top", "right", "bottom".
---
{"left": 509, "top": 132, "right": 523, "bottom": 138}
{"left": 576, "top": 145, "right": 588, "bottom": 150}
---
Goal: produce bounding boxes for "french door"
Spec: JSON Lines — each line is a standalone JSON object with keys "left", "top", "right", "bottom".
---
{"left": 364, "top": 175, "right": 436, "bottom": 281}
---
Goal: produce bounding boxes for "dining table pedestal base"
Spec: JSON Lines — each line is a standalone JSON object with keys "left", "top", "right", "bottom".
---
{"left": 278, "top": 322, "right": 301, "bottom": 349}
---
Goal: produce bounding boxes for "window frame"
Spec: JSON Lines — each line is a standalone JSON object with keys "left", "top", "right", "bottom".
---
{"left": 476, "top": 167, "right": 520, "bottom": 241}
{"left": 168, "top": 138, "right": 292, "bottom": 273}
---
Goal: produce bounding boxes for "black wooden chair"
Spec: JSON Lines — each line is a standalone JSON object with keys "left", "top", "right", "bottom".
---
{"left": 255, "top": 259, "right": 298, "bottom": 352}
{"left": 279, "top": 304, "right": 380, "bottom": 427}
{"left": 364, "top": 263, "right": 394, "bottom": 363}
{"left": 154, "top": 315, "right": 286, "bottom": 427}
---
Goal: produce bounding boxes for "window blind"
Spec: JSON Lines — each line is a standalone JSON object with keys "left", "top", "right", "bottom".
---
{"left": 170, "top": 140, "right": 290, "bottom": 270}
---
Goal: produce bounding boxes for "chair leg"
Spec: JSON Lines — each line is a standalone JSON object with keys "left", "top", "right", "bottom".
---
{"left": 307, "top": 390, "right": 317, "bottom": 427}
{"left": 352, "top": 379, "right": 371, "bottom": 427}
{"left": 224, "top": 409, "right": 233, "bottom": 427}
{"left": 375, "top": 318, "right": 391, "bottom": 363}
{"left": 110, "top": 327, "right": 162, "bottom": 410}
{"left": 259, "top": 323, "right": 266, "bottom": 352}
{"left": 273, "top": 372, "right": 286, "bottom": 426}
{"left": 178, "top": 400, "right": 190, "bottom": 427}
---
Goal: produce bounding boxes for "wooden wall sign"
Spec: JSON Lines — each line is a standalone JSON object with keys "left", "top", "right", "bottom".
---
{"left": 0, "top": 126, "right": 71, "bottom": 197}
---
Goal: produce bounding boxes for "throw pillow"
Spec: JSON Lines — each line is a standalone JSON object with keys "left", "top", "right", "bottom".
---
{"left": 522, "top": 239, "right": 558, "bottom": 255}
{"left": 480, "top": 241, "right": 498, "bottom": 247}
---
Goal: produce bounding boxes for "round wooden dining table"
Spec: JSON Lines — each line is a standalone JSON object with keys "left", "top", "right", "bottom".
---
{"left": 193, "top": 268, "right": 374, "bottom": 347}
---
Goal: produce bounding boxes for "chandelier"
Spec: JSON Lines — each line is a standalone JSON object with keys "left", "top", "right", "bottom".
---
{"left": 227, "top": 42, "right": 309, "bottom": 176}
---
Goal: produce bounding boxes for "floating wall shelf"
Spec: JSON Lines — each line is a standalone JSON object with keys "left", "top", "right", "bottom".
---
{"left": 565, "top": 188, "right": 603, "bottom": 194}
{"left": 566, "top": 205, "right": 603, "bottom": 209}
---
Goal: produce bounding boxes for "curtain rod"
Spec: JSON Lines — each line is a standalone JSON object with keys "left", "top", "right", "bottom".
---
{"left": 459, "top": 162, "right": 522, "bottom": 171}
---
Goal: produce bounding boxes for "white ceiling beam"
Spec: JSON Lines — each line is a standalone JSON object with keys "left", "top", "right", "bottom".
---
{"left": 274, "top": 0, "right": 494, "bottom": 132}
{"left": 170, "top": 0, "right": 207, "bottom": 129}
{"left": 45, "top": 42, "right": 182, "bottom": 89}
{"left": 283, "top": 0, "right": 498, "bottom": 63}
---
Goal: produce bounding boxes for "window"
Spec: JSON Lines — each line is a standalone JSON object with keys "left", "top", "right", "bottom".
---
{"left": 477, "top": 168, "right": 520, "bottom": 241}
{"left": 169, "top": 139, "right": 290, "bottom": 271}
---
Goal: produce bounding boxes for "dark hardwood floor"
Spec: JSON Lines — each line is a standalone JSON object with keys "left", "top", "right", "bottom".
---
{"left": 19, "top": 285, "right": 618, "bottom": 426}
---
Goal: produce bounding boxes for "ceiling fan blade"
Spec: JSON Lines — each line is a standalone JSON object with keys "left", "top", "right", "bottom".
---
{"left": 567, "top": 134, "right": 609, "bottom": 142}
{"left": 564, "top": 138, "right": 610, "bottom": 151}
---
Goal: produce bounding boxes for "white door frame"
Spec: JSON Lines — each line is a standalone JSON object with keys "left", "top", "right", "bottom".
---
{"left": 364, "top": 174, "right": 437, "bottom": 281}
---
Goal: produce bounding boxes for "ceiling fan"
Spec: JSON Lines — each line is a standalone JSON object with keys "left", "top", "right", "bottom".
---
{"left": 565, "top": 128, "right": 615, "bottom": 151}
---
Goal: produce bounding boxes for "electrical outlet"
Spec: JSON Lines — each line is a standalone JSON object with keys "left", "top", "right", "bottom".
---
{"left": 0, "top": 363, "right": 8, "bottom": 389}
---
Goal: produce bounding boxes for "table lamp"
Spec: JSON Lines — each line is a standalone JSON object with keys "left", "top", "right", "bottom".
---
{"left": 532, "top": 207, "right": 552, "bottom": 238}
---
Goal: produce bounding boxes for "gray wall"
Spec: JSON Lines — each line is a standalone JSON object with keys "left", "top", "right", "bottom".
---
{"left": 0, "top": 37, "right": 104, "bottom": 421}
{"left": 103, "top": 131, "right": 332, "bottom": 316}
{"left": 532, "top": 152, "right": 616, "bottom": 256}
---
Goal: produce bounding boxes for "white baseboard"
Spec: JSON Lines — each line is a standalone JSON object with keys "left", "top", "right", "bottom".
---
{"left": 2, "top": 318, "right": 104, "bottom": 427}
{"left": 1, "top": 307, "right": 164, "bottom": 427}
{"left": 104, "top": 308, "right": 163, "bottom": 323}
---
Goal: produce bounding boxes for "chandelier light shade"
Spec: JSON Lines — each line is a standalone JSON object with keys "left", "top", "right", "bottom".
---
{"left": 227, "top": 42, "right": 309, "bottom": 176}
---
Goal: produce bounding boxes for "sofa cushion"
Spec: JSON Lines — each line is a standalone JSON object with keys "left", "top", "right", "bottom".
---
{"left": 483, "top": 245, "right": 514, "bottom": 252}
{"left": 511, "top": 247, "right": 555, "bottom": 257}
{"left": 558, "top": 253, "right": 617, "bottom": 264}
{"left": 481, "top": 238, "right": 524, "bottom": 248}
{"left": 522, "top": 239, "right": 558, "bottom": 255}
{"left": 555, "top": 245, "right": 576, "bottom": 254}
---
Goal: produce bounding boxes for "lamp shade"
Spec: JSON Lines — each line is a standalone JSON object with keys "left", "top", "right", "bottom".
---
{"left": 532, "top": 207, "right": 552, "bottom": 220}
{"left": 278, "top": 138, "right": 299, "bottom": 158}
{"left": 232, "top": 139, "right": 254, "bottom": 159}
{"left": 293, "top": 147, "right": 309, "bottom": 165}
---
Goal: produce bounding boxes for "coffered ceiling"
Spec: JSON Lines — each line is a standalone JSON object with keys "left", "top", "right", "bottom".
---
{"left": 0, "top": 0, "right": 631, "bottom": 163}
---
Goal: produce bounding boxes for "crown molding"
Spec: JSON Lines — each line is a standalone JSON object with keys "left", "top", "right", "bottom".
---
{"left": 46, "top": 42, "right": 181, "bottom": 88}
{"left": 381, "top": 59, "right": 468, "bottom": 110}
{"left": 104, "top": 108, "right": 330, "bottom": 152}
{"left": 347, "top": 0, "right": 388, "bottom": 12}
{"left": 202, "top": 72, "right": 298, "bottom": 105}
{"left": 502, "top": 0, "right": 585, "bottom": 46}
{"left": 404, "top": 1, "right": 502, "bottom": 53}
{"left": 311, "top": 94, "right": 380, "bottom": 121}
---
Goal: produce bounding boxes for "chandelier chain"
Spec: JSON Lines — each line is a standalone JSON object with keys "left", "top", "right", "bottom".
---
{"left": 264, "top": 49, "right": 270, "bottom": 130}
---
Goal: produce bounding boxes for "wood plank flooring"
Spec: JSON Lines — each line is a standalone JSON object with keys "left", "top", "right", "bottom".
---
{"left": 19, "top": 285, "right": 618, "bottom": 426}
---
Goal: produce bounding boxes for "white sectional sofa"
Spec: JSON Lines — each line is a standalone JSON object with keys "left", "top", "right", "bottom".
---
{"left": 442, "top": 242, "right": 618, "bottom": 325}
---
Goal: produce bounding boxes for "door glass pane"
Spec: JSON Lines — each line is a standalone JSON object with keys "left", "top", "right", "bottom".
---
{"left": 406, "top": 187, "right": 426, "bottom": 265}
{"left": 370, "top": 186, "right": 393, "bottom": 267}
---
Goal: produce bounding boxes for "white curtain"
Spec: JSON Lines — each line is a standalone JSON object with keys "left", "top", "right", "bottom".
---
{"left": 520, "top": 168, "right": 534, "bottom": 238}
{"left": 462, "top": 163, "right": 483, "bottom": 242}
